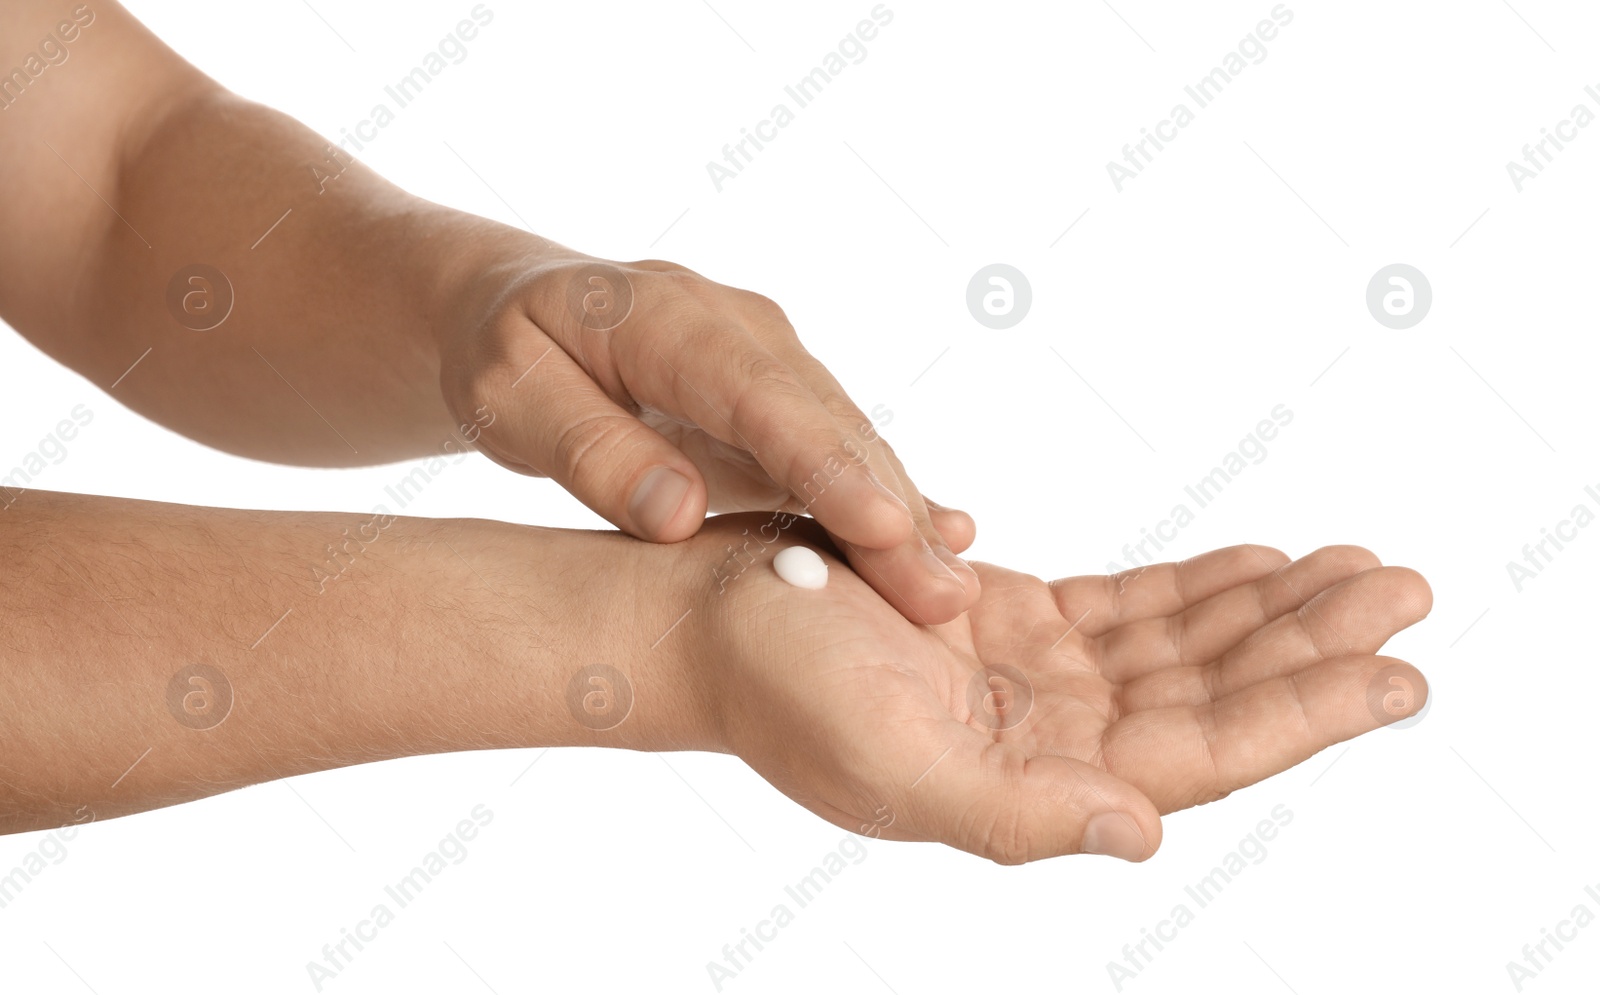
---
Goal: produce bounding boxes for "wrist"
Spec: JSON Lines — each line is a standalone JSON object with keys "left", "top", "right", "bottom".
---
{"left": 401, "top": 204, "right": 554, "bottom": 363}
{"left": 436, "top": 517, "right": 727, "bottom": 754}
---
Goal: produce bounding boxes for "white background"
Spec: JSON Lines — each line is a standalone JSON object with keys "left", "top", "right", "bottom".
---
{"left": 3, "top": 1, "right": 1597, "bottom": 992}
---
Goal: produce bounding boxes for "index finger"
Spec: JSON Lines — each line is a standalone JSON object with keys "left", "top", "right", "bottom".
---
{"left": 537, "top": 263, "right": 917, "bottom": 549}
{"left": 621, "top": 310, "right": 915, "bottom": 549}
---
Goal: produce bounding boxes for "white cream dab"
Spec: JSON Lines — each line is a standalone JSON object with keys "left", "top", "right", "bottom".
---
{"left": 773, "top": 546, "right": 828, "bottom": 589}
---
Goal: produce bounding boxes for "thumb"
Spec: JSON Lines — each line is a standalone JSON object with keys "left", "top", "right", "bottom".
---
{"left": 466, "top": 336, "right": 708, "bottom": 542}
{"left": 901, "top": 736, "right": 1163, "bottom": 864}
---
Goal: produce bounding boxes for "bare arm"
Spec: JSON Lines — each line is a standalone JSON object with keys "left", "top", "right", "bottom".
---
{"left": 0, "top": 488, "right": 718, "bottom": 835}
{"left": 0, "top": 1, "right": 500, "bottom": 464}
{"left": 0, "top": 0, "right": 983, "bottom": 623}
{"left": 0, "top": 487, "right": 1429, "bottom": 863}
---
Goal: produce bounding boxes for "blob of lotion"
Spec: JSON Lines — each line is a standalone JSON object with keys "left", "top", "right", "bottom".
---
{"left": 773, "top": 546, "right": 828, "bottom": 589}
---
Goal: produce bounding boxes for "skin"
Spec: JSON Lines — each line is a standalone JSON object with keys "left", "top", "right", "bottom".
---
{"left": 0, "top": 0, "right": 978, "bottom": 625}
{"left": 0, "top": 495, "right": 1431, "bottom": 864}
{"left": 0, "top": 3, "right": 1435, "bottom": 859}
{"left": 707, "top": 519, "right": 1432, "bottom": 861}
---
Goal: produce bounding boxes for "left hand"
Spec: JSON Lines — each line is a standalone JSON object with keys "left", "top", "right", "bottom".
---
{"left": 677, "top": 517, "right": 1433, "bottom": 863}
{"left": 439, "top": 251, "right": 979, "bottom": 624}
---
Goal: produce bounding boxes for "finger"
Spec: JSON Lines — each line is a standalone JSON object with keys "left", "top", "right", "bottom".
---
{"left": 1050, "top": 544, "right": 1291, "bottom": 638}
{"left": 834, "top": 441, "right": 980, "bottom": 619}
{"left": 898, "top": 730, "right": 1163, "bottom": 864}
{"left": 464, "top": 320, "right": 708, "bottom": 541}
{"left": 833, "top": 534, "right": 976, "bottom": 624}
{"left": 1119, "top": 566, "right": 1431, "bottom": 712}
{"left": 1098, "top": 545, "right": 1381, "bottom": 684}
{"left": 768, "top": 339, "right": 979, "bottom": 621}
{"left": 926, "top": 501, "right": 976, "bottom": 554}
{"left": 615, "top": 296, "right": 914, "bottom": 549}
{"left": 1103, "top": 654, "right": 1427, "bottom": 814}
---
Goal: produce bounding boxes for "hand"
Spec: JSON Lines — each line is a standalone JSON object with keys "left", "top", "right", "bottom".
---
{"left": 438, "top": 250, "right": 979, "bottom": 624}
{"left": 682, "top": 517, "right": 1432, "bottom": 863}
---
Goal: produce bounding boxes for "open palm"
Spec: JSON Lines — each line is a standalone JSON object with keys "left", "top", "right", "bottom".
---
{"left": 707, "top": 520, "right": 1432, "bottom": 864}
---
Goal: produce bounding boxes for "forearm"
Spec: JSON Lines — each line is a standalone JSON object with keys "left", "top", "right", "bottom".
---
{"left": 0, "top": 488, "right": 719, "bottom": 835}
{"left": 0, "top": 2, "right": 545, "bottom": 465}
{"left": 81, "top": 87, "right": 541, "bottom": 465}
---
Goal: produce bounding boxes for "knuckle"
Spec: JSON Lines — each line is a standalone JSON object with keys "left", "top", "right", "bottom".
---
{"left": 627, "top": 258, "right": 695, "bottom": 276}
{"left": 552, "top": 412, "right": 635, "bottom": 480}
{"left": 657, "top": 267, "right": 720, "bottom": 304}
{"left": 738, "top": 289, "right": 790, "bottom": 326}
{"left": 740, "top": 353, "right": 804, "bottom": 395}
{"left": 784, "top": 443, "right": 848, "bottom": 505}
{"left": 979, "top": 808, "right": 1032, "bottom": 866}
{"left": 729, "top": 357, "right": 810, "bottom": 438}
{"left": 636, "top": 275, "right": 723, "bottom": 337}
{"left": 814, "top": 386, "right": 866, "bottom": 425}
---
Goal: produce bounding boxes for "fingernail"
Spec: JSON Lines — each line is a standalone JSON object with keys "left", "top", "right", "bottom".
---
{"left": 1083, "top": 812, "right": 1148, "bottom": 861}
{"left": 629, "top": 466, "right": 691, "bottom": 538}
